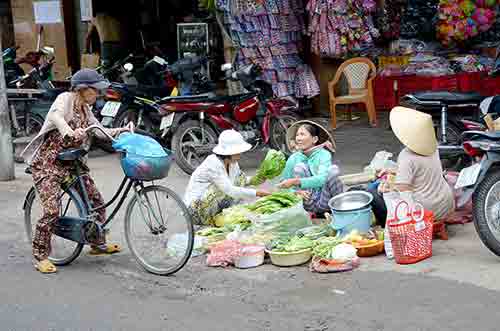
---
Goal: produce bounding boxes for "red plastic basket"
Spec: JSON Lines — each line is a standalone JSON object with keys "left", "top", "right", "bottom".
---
{"left": 387, "top": 202, "right": 433, "bottom": 265}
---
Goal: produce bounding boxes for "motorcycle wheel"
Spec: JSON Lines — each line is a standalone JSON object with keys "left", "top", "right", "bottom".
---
{"left": 269, "top": 113, "right": 300, "bottom": 156}
{"left": 172, "top": 120, "right": 218, "bottom": 175}
{"left": 114, "top": 107, "right": 154, "bottom": 133}
{"left": 438, "top": 121, "right": 470, "bottom": 171}
{"left": 473, "top": 169, "right": 500, "bottom": 257}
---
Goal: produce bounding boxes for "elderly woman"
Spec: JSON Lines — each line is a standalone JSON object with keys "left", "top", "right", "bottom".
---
{"left": 184, "top": 130, "right": 270, "bottom": 225}
{"left": 278, "top": 120, "right": 345, "bottom": 215}
{"left": 21, "top": 69, "right": 132, "bottom": 274}
{"left": 370, "top": 107, "right": 455, "bottom": 226}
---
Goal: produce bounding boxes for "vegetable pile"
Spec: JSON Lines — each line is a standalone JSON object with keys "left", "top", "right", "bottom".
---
{"left": 267, "top": 235, "right": 314, "bottom": 252}
{"left": 213, "top": 205, "right": 251, "bottom": 227}
{"left": 312, "top": 237, "right": 343, "bottom": 259}
{"left": 248, "top": 149, "right": 286, "bottom": 186}
{"left": 247, "top": 191, "right": 301, "bottom": 214}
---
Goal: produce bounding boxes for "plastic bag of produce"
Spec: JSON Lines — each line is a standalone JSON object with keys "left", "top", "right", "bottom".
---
{"left": 248, "top": 202, "right": 312, "bottom": 237}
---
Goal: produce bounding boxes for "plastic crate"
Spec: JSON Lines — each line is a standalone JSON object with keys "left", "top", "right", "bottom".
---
{"left": 373, "top": 76, "right": 398, "bottom": 110}
{"left": 378, "top": 55, "right": 411, "bottom": 70}
{"left": 430, "top": 75, "right": 458, "bottom": 91}
{"left": 481, "top": 76, "right": 500, "bottom": 96}
{"left": 457, "top": 72, "right": 485, "bottom": 93}
{"left": 398, "top": 75, "right": 432, "bottom": 96}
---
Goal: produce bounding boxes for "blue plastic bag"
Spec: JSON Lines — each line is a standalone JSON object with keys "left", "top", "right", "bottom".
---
{"left": 112, "top": 133, "right": 171, "bottom": 181}
{"left": 112, "top": 133, "right": 167, "bottom": 157}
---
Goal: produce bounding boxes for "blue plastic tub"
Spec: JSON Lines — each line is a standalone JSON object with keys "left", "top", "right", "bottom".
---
{"left": 330, "top": 206, "right": 373, "bottom": 237}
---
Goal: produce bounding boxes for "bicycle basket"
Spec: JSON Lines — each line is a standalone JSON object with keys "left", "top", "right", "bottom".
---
{"left": 113, "top": 133, "right": 173, "bottom": 181}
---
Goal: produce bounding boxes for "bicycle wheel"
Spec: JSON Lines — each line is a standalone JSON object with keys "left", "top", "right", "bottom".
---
{"left": 24, "top": 186, "right": 85, "bottom": 266}
{"left": 124, "top": 185, "right": 194, "bottom": 276}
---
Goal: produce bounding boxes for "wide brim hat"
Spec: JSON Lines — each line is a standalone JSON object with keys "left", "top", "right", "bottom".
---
{"left": 390, "top": 107, "right": 437, "bottom": 156}
{"left": 212, "top": 129, "right": 253, "bottom": 156}
{"left": 286, "top": 119, "right": 336, "bottom": 153}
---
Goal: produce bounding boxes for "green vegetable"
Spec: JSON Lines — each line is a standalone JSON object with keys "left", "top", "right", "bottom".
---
{"left": 249, "top": 149, "right": 286, "bottom": 186}
{"left": 312, "top": 237, "right": 343, "bottom": 259}
{"left": 213, "top": 205, "right": 251, "bottom": 227}
{"left": 247, "top": 191, "right": 301, "bottom": 214}
{"left": 284, "top": 236, "right": 314, "bottom": 252}
{"left": 267, "top": 235, "right": 314, "bottom": 252}
{"left": 196, "top": 227, "right": 226, "bottom": 237}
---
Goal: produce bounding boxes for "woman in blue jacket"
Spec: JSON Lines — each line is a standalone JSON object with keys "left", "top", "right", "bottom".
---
{"left": 279, "top": 120, "right": 345, "bottom": 214}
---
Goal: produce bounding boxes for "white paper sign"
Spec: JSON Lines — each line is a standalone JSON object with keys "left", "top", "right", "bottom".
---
{"left": 33, "top": 1, "right": 62, "bottom": 24}
{"left": 80, "top": 0, "right": 93, "bottom": 21}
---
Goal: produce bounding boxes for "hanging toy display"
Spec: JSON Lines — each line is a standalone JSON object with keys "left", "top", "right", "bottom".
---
{"left": 436, "top": 0, "right": 497, "bottom": 46}
{"left": 306, "top": 0, "right": 380, "bottom": 58}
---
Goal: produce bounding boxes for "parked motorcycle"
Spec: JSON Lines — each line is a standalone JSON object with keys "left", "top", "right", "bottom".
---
{"left": 4, "top": 46, "right": 56, "bottom": 89}
{"left": 401, "top": 91, "right": 487, "bottom": 170}
{"left": 455, "top": 130, "right": 500, "bottom": 257}
{"left": 97, "top": 56, "right": 213, "bottom": 133}
{"left": 157, "top": 63, "right": 301, "bottom": 175}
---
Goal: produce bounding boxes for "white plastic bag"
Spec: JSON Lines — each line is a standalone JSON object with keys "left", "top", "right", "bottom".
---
{"left": 248, "top": 202, "right": 312, "bottom": 237}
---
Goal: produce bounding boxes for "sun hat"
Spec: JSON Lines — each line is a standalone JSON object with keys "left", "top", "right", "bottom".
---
{"left": 286, "top": 119, "right": 336, "bottom": 153}
{"left": 213, "top": 130, "right": 252, "bottom": 156}
{"left": 389, "top": 107, "right": 437, "bottom": 156}
{"left": 71, "top": 68, "right": 110, "bottom": 91}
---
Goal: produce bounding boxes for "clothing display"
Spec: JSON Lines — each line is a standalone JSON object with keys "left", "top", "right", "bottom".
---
{"left": 216, "top": 0, "right": 320, "bottom": 98}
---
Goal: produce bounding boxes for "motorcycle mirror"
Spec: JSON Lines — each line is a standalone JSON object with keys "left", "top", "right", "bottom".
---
{"left": 124, "top": 63, "right": 134, "bottom": 72}
{"left": 41, "top": 46, "right": 55, "bottom": 55}
{"left": 221, "top": 63, "right": 232, "bottom": 71}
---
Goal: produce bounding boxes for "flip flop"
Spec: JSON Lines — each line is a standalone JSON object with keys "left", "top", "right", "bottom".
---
{"left": 88, "top": 243, "right": 122, "bottom": 256}
{"left": 35, "top": 259, "right": 57, "bottom": 274}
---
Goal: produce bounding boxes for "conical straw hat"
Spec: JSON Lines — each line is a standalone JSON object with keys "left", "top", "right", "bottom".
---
{"left": 286, "top": 119, "right": 336, "bottom": 153}
{"left": 390, "top": 107, "right": 437, "bottom": 156}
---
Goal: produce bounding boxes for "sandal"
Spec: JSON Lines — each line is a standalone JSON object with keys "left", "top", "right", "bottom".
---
{"left": 35, "top": 259, "right": 57, "bottom": 274}
{"left": 88, "top": 243, "right": 122, "bottom": 256}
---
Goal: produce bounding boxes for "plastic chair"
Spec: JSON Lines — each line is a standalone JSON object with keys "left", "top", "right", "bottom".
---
{"left": 328, "top": 57, "right": 377, "bottom": 129}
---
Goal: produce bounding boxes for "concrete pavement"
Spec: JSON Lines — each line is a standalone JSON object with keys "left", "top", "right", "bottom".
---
{"left": 1, "top": 117, "right": 500, "bottom": 331}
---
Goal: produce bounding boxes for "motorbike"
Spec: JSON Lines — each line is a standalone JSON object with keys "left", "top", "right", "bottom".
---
{"left": 454, "top": 130, "right": 500, "bottom": 257}
{"left": 157, "top": 63, "right": 301, "bottom": 175}
{"left": 96, "top": 56, "right": 213, "bottom": 133}
{"left": 4, "top": 46, "right": 56, "bottom": 89}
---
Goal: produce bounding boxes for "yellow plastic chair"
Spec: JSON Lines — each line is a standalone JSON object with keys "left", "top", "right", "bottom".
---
{"left": 328, "top": 57, "right": 377, "bottom": 129}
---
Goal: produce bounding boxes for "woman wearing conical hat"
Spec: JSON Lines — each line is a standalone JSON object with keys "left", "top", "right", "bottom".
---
{"left": 278, "top": 120, "right": 345, "bottom": 215}
{"left": 371, "top": 107, "right": 455, "bottom": 225}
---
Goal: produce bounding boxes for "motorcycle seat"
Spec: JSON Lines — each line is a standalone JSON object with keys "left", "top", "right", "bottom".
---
{"left": 462, "top": 130, "right": 500, "bottom": 141}
{"left": 57, "top": 148, "right": 88, "bottom": 161}
{"left": 408, "top": 91, "right": 484, "bottom": 105}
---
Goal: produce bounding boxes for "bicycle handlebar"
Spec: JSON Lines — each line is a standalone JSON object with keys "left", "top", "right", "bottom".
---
{"left": 84, "top": 124, "right": 117, "bottom": 143}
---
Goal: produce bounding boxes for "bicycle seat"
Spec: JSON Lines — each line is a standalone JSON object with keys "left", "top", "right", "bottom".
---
{"left": 56, "top": 148, "right": 88, "bottom": 161}
{"left": 409, "top": 91, "right": 484, "bottom": 105}
{"left": 462, "top": 130, "right": 500, "bottom": 141}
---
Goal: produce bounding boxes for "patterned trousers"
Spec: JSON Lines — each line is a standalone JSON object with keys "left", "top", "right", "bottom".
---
{"left": 293, "top": 163, "right": 345, "bottom": 214}
{"left": 32, "top": 173, "right": 106, "bottom": 261}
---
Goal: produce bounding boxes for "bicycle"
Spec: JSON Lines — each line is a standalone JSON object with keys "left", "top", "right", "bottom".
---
{"left": 23, "top": 125, "right": 194, "bottom": 276}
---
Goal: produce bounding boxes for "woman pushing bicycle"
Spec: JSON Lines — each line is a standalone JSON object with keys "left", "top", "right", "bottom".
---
{"left": 21, "top": 69, "right": 133, "bottom": 274}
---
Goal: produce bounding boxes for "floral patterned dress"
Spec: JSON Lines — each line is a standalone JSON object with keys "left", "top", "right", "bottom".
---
{"left": 31, "top": 103, "right": 106, "bottom": 262}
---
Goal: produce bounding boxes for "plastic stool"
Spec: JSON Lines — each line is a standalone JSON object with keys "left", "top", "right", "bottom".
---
{"left": 433, "top": 220, "right": 448, "bottom": 240}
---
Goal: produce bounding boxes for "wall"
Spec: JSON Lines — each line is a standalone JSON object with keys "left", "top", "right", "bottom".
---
{"left": 10, "top": 0, "right": 71, "bottom": 79}
{"left": 0, "top": 2, "right": 15, "bottom": 47}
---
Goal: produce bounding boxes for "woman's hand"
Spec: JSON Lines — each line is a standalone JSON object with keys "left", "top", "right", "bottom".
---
{"left": 256, "top": 189, "right": 271, "bottom": 197}
{"left": 73, "top": 128, "right": 87, "bottom": 141}
{"left": 296, "top": 190, "right": 311, "bottom": 201}
{"left": 119, "top": 122, "right": 135, "bottom": 134}
{"left": 278, "top": 178, "right": 300, "bottom": 189}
